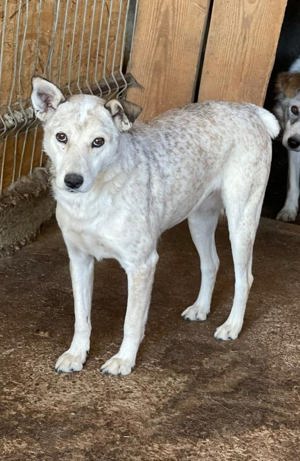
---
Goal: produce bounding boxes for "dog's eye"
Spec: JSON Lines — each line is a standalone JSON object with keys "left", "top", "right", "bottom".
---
{"left": 56, "top": 132, "right": 68, "bottom": 144}
{"left": 92, "top": 137, "right": 105, "bottom": 148}
{"left": 291, "top": 105, "right": 299, "bottom": 116}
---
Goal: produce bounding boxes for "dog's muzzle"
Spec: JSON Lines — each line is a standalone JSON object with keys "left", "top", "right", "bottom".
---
{"left": 64, "top": 173, "right": 84, "bottom": 190}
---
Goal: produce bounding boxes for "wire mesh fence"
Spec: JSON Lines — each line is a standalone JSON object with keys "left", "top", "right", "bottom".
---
{"left": 0, "top": 0, "right": 137, "bottom": 194}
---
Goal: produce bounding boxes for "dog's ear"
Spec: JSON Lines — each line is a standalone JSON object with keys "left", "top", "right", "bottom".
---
{"left": 31, "top": 77, "right": 65, "bottom": 122}
{"left": 104, "top": 99, "right": 142, "bottom": 131}
{"left": 275, "top": 73, "right": 290, "bottom": 98}
{"left": 275, "top": 72, "right": 300, "bottom": 99}
{"left": 120, "top": 100, "right": 143, "bottom": 123}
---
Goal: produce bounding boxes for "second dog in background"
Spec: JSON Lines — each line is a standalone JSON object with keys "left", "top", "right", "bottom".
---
{"left": 274, "top": 57, "right": 300, "bottom": 221}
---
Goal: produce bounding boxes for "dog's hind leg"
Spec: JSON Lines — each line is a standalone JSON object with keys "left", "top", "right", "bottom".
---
{"left": 182, "top": 194, "right": 221, "bottom": 322}
{"left": 214, "top": 182, "right": 264, "bottom": 341}
{"left": 55, "top": 244, "right": 94, "bottom": 373}
{"left": 101, "top": 251, "right": 158, "bottom": 376}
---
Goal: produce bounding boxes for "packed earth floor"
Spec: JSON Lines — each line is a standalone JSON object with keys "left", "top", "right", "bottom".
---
{"left": 1, "top": 218, "right": 299, "bottom": 460}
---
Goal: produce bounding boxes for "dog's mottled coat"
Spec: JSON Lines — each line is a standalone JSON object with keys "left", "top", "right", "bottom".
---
{"left": 31, "top": 78, "right": 279, "bottom": 375}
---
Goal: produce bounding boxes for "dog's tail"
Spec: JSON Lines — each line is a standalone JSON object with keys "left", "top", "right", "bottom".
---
{"left": 254, "top": 106, "right": 280, "bottom": 139}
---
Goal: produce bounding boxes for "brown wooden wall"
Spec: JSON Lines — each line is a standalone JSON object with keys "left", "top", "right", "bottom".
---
{"left": 199, "top": 0, "right": 287, "bottom": 105}
{"left": 128, "top": 0, "right": 287, "bottom": 120}
{"left": 127, "top": 0, "right": 211, "bottom": 120}
{"left": 0, "top": 0, "right": 129, "bottom": 192}
{"left": 0, "top": 0, "right": 288, "bottom": 191}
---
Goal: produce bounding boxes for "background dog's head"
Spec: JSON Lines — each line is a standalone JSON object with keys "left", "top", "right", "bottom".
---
{"left": 31, "top": 77, "right": 141, "bottom": 194}
{"left": 274, "top": 72, "right": 300, "bottom": 151}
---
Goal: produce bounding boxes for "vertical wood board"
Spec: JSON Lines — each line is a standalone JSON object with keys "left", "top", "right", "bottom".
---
{"left": 127, "top": 0, "right": 211, "bottom": 121}
{"left": 198, "top": 0, "right": 287, "bottom": 105}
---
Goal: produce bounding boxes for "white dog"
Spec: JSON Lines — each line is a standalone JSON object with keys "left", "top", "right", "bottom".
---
{"left": 31, "top": 77, "right": 279, "bottom": 376}
{"left": 274, "top": 57, "right": 300, "bottom": 221}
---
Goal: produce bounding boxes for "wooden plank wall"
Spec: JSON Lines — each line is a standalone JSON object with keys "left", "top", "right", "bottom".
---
{"left": 0, "top": 0, "right": 128, "bottom": 107}
{"left": 0, "top": 0, "right": 129, "bottom": 192}
{"left": 0, "top": 0, "right": 288, "bottom": 192}
{"left": 128, "top": 0, "right": 287, "bottom": 119}
{"left": 127, "top": 0, "right": 211, "bottom": 121}
{"left": 199, "top": 0, "right": 288, "bottom": 104}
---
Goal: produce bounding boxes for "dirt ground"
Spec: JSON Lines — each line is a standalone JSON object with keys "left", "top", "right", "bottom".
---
{"left": 0, "top": 218, "right": 299, "bottom": 460}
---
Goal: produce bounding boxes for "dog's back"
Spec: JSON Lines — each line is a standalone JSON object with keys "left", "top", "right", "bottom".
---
{"left": 120, "top": 102, "right": 278, "bottom": 231}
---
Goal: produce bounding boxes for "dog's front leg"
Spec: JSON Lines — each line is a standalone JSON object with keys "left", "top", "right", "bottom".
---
{"left": 55, "top": 244, "right": 94, "bottom": 373}
{"left": 101, "top": 252, "right": 158, "bottom": 376}
{"left": 277, "top": 149, "right": 300, "bottom": 222}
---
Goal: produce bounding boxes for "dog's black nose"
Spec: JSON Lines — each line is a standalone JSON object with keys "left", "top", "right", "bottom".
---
{"left": 64, "top": 173, "right": 84, "bottom": 189}
{"left": 287, "top": 137, "right": 300, "bottom": 150}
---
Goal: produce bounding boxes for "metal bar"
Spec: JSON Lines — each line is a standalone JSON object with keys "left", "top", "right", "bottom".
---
{"left": 16, "top": 0, "right": 30, "bottom": 180}
{"left": 67, "top": 0, "right": 80, "bottom": 95}
{"left": 110, "top": 0, "right": 123, "bottom": 91}
{"left": 0, "top": 73, "right": 139, "bottom": 136}
{"left": 94, "top": 0, "right": 106, "bottom": 97}
{"left": 10, "top": 0, "right": 23, "bottom": 185}
{"left": 118, "top": 0, "right": 131, "bottom": 97}
{"left": 77, "top": 0, "right": 89, "bottom": 93}
{"left": 45, "top": 0, "right": 61, "bottom": 80}
{"left": 57, "top": 0, "right": 70, "bottom": 87}
{"left": 28, "top": 0, "right": 43, "bottom": 172}
{"left": 85, "top": 0, "right": 98, "bottom": 94}
{"left": 0, "top": 0, "right": 8, "bottom": 97}
{"left": 102, "top": 0, "right": 114, "bottom": 96}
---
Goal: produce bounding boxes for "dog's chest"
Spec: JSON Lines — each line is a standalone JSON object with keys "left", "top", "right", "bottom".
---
{"left": 67, "top": 225, "right": 119, "bottom": 260}
{"left": 57, "top": 201, "right": 127, "bottom": 261}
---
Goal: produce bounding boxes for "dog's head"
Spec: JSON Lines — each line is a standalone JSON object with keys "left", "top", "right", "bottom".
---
{"left": 274, "top": 72, "right": 300, "bottom": 151}
{"left": 31, "top": 77, "right": 142, "bottom": 193}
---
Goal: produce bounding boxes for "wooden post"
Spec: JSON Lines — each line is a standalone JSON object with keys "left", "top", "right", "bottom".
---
{"left": 127, "top": 0, "right": 211, "bottom": 121}
{"left": 198, "top": 0, "right": 287, "bottom": 105}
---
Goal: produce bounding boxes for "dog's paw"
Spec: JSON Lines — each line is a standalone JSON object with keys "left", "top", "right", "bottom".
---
{"left": 101, "top": 355, "right": 134, "bottom": 376}
{"left": 214, "top": 321, "right": 241, "bottom": 341}
{"left": 276, "top": 206, "right": 298, "bottom": 222}
{"left": 181, "top": 303, "right": 209, "bottom": 321}
{"left": 55, "top": 350, "right": 87, "bottom": 373}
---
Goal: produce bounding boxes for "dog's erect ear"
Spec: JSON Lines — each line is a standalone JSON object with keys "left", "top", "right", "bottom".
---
{"left": 104, "top": 99, "right": 142, "bottom": 131}
{"left": 275, "top": 73, "right": 290, "bottom": 98}
{"left": 275, "top": 72, "right": 300, "bottom": 99}
{"left": 120, "top": 100, "right": 143, "bottom": 123}
{"left": 31, "top": 77, "right": 65, "bottom": 122}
